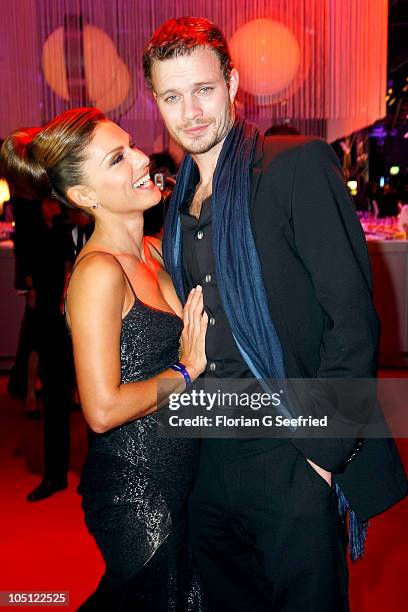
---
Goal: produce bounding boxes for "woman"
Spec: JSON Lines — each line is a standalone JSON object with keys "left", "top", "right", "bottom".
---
{"left": 1, "top": 108, "right": 208, "bottom": 610}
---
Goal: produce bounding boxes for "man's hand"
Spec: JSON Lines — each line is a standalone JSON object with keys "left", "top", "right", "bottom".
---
{"left": 306, "top": 458, "right": 332, "bottom": 487}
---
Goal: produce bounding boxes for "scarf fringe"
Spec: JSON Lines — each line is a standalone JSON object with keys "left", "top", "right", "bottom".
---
{"left": 334, "top": 482, "right": 369, "bottom": 561}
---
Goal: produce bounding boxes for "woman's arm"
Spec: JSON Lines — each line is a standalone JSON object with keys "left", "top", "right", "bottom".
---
{"left": 66, "top": 253, "right": 207, "bottom": 433}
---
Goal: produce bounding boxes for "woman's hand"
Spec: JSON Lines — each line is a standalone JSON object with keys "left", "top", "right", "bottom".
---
{"left": 68, "top": 255, "right": 207, "bottom": 432}
{"left": 180, "top": 285, "right": 208, "bottom": 380}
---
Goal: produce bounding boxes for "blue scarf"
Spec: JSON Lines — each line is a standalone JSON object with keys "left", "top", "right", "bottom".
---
{"left": 164, "top": 118, "right": 289, "bottom": 386}
{"left": 163, "top": 117, "right": 368, "bottom": 561}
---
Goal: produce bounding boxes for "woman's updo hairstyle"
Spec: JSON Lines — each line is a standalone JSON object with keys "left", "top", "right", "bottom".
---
{"left": 0, "top": 107, "right": 106, "bottom": 207}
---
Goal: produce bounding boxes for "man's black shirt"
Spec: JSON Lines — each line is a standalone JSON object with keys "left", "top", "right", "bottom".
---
{"left": 180, "top": 195, "right": 252, "bottom": 379}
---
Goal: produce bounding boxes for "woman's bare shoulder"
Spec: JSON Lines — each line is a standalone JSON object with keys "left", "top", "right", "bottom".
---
{"left": 67, "top": 251, "right": 126, "bottom": 304}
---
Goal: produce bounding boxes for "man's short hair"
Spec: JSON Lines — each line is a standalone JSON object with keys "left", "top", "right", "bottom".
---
{"left": 143, "top": 16, "right": 233, "bottom": 89}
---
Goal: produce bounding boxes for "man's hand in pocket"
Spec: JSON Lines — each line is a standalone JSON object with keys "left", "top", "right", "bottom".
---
{"left": 306, "top": 458, "right": 332, "bottom": 487}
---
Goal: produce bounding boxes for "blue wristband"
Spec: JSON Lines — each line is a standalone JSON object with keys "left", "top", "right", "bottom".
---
{"left": 170, "top": 362, "right": 192, "bottom": 388}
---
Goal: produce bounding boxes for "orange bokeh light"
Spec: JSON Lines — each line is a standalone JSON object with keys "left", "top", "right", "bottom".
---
{"left": 229, "top": 19, "right": 301, "bottom": 99}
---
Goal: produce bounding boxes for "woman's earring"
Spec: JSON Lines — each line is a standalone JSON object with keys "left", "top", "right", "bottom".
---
{"left": 91, "top": 203, "right": 99, "bottom": 210}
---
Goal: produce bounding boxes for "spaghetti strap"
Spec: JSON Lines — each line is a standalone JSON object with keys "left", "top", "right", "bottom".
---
{"left": 117, "top": 262, "right": 137, "bottom": 299}
{"left": 145, "top": 238, "right": 164, "bottom": 263}
{"left": 64, "top": 248, "right": 179, "bottom": 324}
{"left": 64, "top": 251, "right": 137, "bottom": 315}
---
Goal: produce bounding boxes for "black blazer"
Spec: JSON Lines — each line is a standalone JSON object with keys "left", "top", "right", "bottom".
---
{"left": 249, "top": 135, "right": 407, "bottom": 521}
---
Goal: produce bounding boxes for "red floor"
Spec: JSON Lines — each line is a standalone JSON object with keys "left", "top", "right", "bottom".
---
{"left": 0, "top": 377, "right": 103, "bottom": 610}
{"left": 0, "top": 374, "right": 407, "bottom": 611}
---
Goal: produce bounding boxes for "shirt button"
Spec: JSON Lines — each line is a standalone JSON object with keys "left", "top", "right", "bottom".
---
{"left": 196, "top": 230, "right": 204, "bottom": 240}
{"left": 209, "top": 317, "right": 216, "bottom": 326}
{"left": 209, "top": 362, "right": 216, "bottom": 372}
{"left": 204, "top": 273, "right": 212, "bottom": 284}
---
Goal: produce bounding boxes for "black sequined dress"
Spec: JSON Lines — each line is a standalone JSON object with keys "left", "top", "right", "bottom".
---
{"left": 77, "top": 289, "right": 204, "bottom": 611}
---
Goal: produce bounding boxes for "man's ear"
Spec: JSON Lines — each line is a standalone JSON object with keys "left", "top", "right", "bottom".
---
{"left": 228, "top": 68, "right": 239, "bottom": 103}
{"left": 66, "top": 185, "right": 98, "bottom": 211}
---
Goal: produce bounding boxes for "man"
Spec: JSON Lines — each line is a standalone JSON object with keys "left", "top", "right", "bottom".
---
{"left": 25, "top": 200, "right": 75, "bottom": 501}
{"left": 143, "top": 17, "right": 407, "bottom": 611}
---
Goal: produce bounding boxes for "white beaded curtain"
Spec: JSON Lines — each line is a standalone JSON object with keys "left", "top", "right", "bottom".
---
{"left": 0, "top": 0, "right": 43, "bottom": 134}
{"left": 0, "top": 0, "right": 388, "bottom": 151}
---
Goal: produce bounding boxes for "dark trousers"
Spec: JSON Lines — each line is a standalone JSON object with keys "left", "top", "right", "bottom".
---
{"left": 188, "top": 440, "right": 349, "bottom": 612}
{"left": 8, "top": 305, "right": 40, "bottom": 399}
{"left": 38, "top": 313, "right": 74, "bottom": 481}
